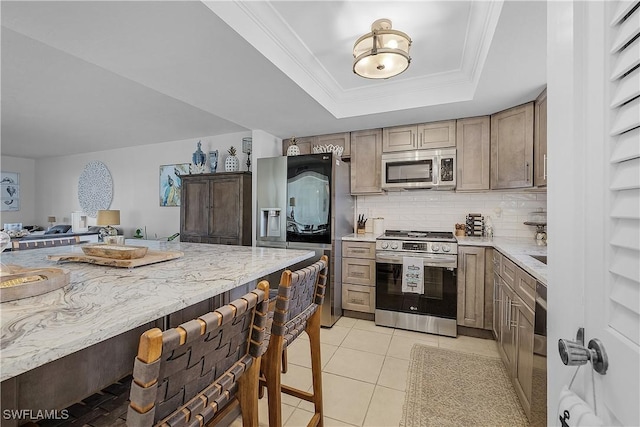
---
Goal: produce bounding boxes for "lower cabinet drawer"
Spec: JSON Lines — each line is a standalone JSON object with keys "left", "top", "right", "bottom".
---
{"left": 342, "top": 283, "right": 375, "bottom": 313}
{"left": 515, "top": 269, "right": 536, "bottom": 310}
{"left": 342, "top": 257, "right": 376, "bottom": 286}
{"left": 501, "top": 256, "right": 517, "bottom": 287}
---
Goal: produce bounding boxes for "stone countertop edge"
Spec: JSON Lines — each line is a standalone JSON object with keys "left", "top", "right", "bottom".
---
{"left": 342, "top": 233, "right": 381, "bottom": 242}
{"left": 0, "top": 241, "right": 315, "bottom": 382}
{"left": 457, "top": 236, "right": 547, "bottom": 286}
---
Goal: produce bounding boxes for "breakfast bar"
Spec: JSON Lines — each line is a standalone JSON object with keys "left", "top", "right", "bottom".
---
{"left": 0, "top": 241, "right": 314, "bottom": 424}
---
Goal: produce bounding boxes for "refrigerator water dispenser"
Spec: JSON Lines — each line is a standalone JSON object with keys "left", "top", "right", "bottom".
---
{"left": 260, "top": 208, "right": 282, "bottom": 237}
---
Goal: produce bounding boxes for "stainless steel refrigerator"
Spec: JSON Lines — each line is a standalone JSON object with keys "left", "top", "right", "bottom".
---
{"left": 256, "top": 153, "right": 353, "bottom": 327}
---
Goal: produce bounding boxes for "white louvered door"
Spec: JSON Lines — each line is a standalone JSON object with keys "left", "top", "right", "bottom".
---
{"left": 596, "top": 1, "right": 640, "bottom": 424}
{"left": 548, "top": 1, "right": 640, "bottom": 425}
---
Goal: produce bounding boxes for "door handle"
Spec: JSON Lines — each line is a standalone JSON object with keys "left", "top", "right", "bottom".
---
{"left": 558, "top": 328, "right": 609, "bottom": 374}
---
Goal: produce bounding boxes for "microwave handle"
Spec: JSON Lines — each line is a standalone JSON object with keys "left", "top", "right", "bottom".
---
{"left": 433, "top": 158, "right": 439, "bottom": 185}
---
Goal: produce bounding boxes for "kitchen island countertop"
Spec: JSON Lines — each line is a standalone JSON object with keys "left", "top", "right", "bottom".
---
{"left": 457, "top": 236, "right": 547, "bottom": 286}
{"left": 0, "top": 241, "right": 314, "bottom": 382}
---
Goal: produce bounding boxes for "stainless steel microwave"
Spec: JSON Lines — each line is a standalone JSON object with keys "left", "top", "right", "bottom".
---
{"left": 381, "top": 148, "right": 456, "bottom": 190}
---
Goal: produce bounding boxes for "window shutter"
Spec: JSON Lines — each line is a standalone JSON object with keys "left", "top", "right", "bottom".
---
{"left": 608, "top": 1, "right": 640, "bottom": 347}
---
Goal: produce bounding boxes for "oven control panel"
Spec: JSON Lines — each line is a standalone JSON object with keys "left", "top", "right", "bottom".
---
{"left": 376, "top": 240, "right": 457, "bottom": 255}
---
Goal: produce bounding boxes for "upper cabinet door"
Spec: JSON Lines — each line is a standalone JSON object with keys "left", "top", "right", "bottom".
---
{"left": 533, "top": 89, "right": 548, "bottom": 187}
{"left": 418, "top": 120, "right": 456, "bottom": 149}
{"left": 490, "top": 103, "right": 534, "bottom": 189}
{"left": 456, "top": 116, "right": 490, "bottom": 191}
{"left": 350, "top": 129, "right": 383, "bottom": 194}
{"left": 382, "top": 125, "right": 418, "bottom": 152}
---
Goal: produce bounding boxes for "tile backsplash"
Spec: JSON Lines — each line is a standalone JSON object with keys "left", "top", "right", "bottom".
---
{"left": 356, "top": 190, "right": 547, "bottom": 239}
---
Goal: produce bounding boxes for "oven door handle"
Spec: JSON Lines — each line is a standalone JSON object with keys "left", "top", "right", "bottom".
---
{"left": 376, "top": 253, "right": 457, "bottom": 268}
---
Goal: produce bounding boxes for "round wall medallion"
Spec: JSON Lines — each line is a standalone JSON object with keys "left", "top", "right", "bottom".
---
{"left": 78, "top": 161, "right": 113, "bottom": 217}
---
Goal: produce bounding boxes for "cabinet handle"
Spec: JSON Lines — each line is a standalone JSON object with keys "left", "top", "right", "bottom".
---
{"left": 351, "top": 249, "right": 368, "bottom": 254}
{"left": 351, "top": 298, "right": 365, "bottom": 305}
{"left": 419, "top": 133, "right": 423, "bottom": 148}
{"left": 509, "top": 300, "right": 520, "bottom": 328}
{"left": 351, "top": 272, "right": 365, "bottom": 277}
{"left": 526, "top": 162, "right": 530, "bottom": 182}
{"left": 413, "top": 134, "right": 417, "bottom": 148}
{"left": 543, "top": 154, "right": 547, "bottom": 180}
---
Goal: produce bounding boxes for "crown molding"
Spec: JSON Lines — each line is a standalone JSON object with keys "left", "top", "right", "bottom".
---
{"left": 203, "top": 0, "right": 503, "bottom": 118}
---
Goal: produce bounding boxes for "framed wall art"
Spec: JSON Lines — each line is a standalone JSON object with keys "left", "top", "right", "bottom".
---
{"left": 1, "top": 172, "right": 20, "bottom": 212}
{"left": 160, "top": 163, "right": 189, "bottom": 207}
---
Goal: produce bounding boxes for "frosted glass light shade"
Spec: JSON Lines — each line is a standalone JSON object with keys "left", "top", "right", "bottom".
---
{"left": 353, "top": 19, "right": 411, "bottom": 79}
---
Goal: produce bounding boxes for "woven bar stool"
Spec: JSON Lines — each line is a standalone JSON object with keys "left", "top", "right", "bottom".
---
{"left": 261, "top": 255, "right": 328, "bottom": 427}
{"left": 127, "top": 281, "right": 270, "bottom": 427}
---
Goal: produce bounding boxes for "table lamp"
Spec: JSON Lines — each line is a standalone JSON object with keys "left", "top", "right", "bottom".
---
{"left": 96, "top": 210, "right": 120, "bottom": 240}
{"left": 242, "top": 137, "right": 252, "bottom": 171}
{"left": 47, "top": 216, "right": 56, "bottom": 229}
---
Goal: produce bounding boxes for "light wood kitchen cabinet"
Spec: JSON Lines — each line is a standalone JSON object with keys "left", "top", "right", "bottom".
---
{"left": 493, "top": 249, "right": 538, "bottom": 421}
{"left": 180, "top": 172, "right": 252, "bottom": 246}
{"left": 383, "top": 120, "right": 456, "bottom": 153}
{"left": 534, "top": 88, "right": 547, "bottom": 187}
{"left": 457, "top": 246, "right": 486, "bottom": 328}
{"left": 456, "top": 116, "right": 491, "bottom": 191}
{"left": 350, "top": 129, "right": 383, "bottom": 195}
{"left": 499, "top": 279, "right": 518, "bottom": 374}
{"left": 492, "top": 250, "right": 502, "bottom": 339}
{"left": 490, "top": 103, "right": 534, "bottom": 189}
{"left": 457, "top": 246, "right": 494, "bottom": 330}
{"left": 514, "top": 292, "right": 535, "bottom": 419}
{"left": 342, "top": 241, "right": 376, "bottom": 313}
{"left": 282, "top": 132, "right": 351, "bottom": 158}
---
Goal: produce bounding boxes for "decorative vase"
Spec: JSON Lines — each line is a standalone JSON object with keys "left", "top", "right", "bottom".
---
{"left": 287, "top": 137, "right": 300, "bottom": 156}
{"left": 192, "top": 141, "right": 206, "bottom": 168}
{"left": 209, "top": 150, "right": 218, "bottom": 173}
{"left": 225, "top": 146, "right": 240, "bottom": 172}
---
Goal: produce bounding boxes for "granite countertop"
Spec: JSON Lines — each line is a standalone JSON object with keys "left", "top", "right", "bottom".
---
{"left": 457, "top": 236, "right": 547, "bottom": 286}
{"left": 0, "top": 241, "right": 314, "bottom": 381}
{"left": 342, "top": 232, "right": 381, "bottom": 242}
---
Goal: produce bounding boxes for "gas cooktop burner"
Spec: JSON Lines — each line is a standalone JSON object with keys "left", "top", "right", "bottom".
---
{"left": 380, "top": 229, "right": 456, "bottom": 242}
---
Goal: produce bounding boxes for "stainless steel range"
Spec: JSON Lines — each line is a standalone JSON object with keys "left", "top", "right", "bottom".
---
{"left": 375, "top": 230, "right": 458, "bottom": 337}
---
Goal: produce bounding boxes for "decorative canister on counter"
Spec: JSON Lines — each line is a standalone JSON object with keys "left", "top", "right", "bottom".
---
{"left": 373, "top": 218, "right": 384, "bottom": 235}
{"left": 455, "top": 223, "right": 466, "bottom": 237}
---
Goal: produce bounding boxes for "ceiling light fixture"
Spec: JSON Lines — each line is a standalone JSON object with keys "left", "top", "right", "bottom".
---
{"left": 353, "top": 18, "right": 412, "bottom": 79}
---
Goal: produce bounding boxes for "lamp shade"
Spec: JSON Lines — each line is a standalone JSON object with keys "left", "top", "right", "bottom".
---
{"left": 47, "top": 216, "right": 56, "bottom": 223}
{"left": 96, "top": 210, "right": 120, "bottom": 226}
{"left": 242, "top": 137, "right": 252, "bottom": 154}
{"left": 353, "top": 19, "right": 411, "bottom": 79}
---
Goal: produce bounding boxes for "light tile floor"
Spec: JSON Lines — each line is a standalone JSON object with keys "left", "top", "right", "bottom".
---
{"left": 232, "top": 317, "right": 500, "bottom": 427}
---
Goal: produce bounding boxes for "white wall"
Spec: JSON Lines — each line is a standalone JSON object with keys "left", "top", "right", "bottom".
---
{"left": 32, "top": 132, "right": 253, "bottom": 239}
{"left": 357, "top": 190, "right": 547, "bottom": 238}
{"left": 0, "top": 156, "right": 36, "bottom": 227}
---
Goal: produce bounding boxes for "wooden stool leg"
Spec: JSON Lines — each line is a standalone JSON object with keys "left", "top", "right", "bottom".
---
{"left": 282, "top": 348, "right": 288, "bottom": 374}
{"left": 306, "top": 310, "right": 324, "bottom": 427}
{"left": 237, "top": 356, "right": 261, "bottom": 427}
{"left": 265, "top": 336, "right": 284, "bottom": 427}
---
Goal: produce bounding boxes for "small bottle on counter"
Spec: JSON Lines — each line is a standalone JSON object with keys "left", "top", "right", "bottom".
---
{"left": 484, "top": 215, "right": 494, "bottom": 239}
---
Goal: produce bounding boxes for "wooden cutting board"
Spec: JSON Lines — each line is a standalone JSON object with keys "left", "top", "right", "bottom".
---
{"left": 48, "top": 250, "right": 184, "bottom": 268}
{"left": 1, "top": 265, "right": 71, "bottom": 303}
